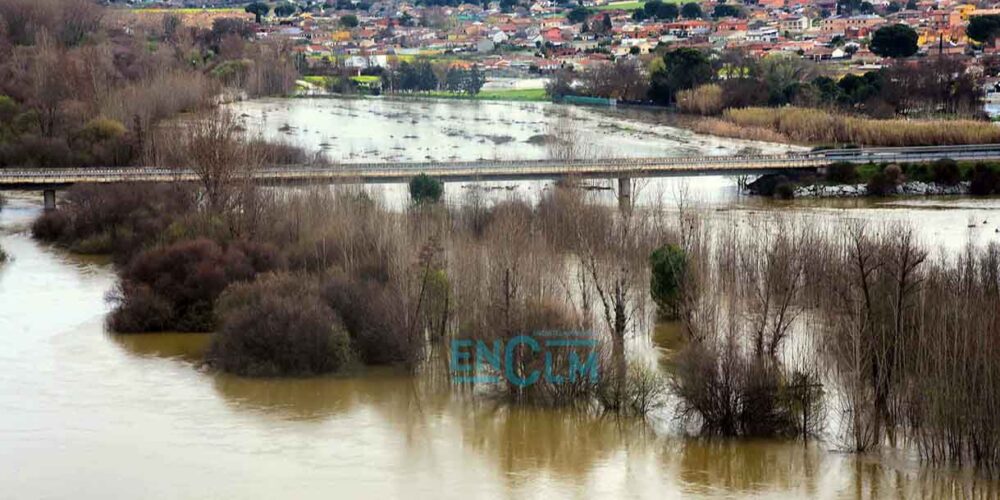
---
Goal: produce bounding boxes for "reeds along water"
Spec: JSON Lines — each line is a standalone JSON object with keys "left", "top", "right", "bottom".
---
{"left": 721, "top": 107, "right": 1000, "bottom": 146}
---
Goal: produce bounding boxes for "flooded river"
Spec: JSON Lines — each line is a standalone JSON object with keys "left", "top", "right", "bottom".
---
{"left": 226, "top": 96, "right": 799, "bottom": 162}
{"left": 4, "top": 98, "right": 1000, "bottom": 498}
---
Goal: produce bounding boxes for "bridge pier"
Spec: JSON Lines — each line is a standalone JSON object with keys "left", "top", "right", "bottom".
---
{"left": 617, "top": 177, "right": 631, "bottom": 211}
{"left": 43, "top": 189, "right": 56, "bottom": 210}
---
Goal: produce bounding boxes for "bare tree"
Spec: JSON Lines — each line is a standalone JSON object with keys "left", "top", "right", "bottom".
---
{"left": 183, "top": 111, "right": 262, "bottom": 221}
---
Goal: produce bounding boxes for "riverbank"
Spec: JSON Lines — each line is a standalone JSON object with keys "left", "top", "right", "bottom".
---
{"left": 790, "top": 180, "right": 972, "bottom": 198}
{"left": 747, "top": 159, "right": 1000, "bottom": 199}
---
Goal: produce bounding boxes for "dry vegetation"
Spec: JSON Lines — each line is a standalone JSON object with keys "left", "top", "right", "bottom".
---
{"left": 669, "top": 214, "right": 1000, "bottom": 472}
{"left": 0, "top": 0, "right": 299, "bottom": 168}
{"left": 676, "top": 84, "right": 724, "bottom": 116}
{"left": 717, "top": 107, "right": 1000, "bottom": 147}
{"left": 675, "top": 114, "right": 790, "bottom": 144}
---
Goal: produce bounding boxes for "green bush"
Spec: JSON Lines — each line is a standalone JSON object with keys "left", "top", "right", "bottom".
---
{"left": 0, "top": 95, "right": 19, "bottom": 122}
{"left": 409, "top": 173, "right": 443, "bottom": 204}
{"left": 649, "top": 244, "right": 686, "bottom": 319}
{"left": 825, "top": 162, "right": 858, "bottom": 183}
{"left": 748, "top": 174, "right": 789, "bottom": 197}
{"left": 932, "top": 158, "right": 961, "bottom": 186}
{"left": 77, "top": 118, "right": 126, "bottom": 143}
{"left": 903, "top": 163, "right": 930, "bottom": 181}
{"left": 69, "top": 231, "right": 113, "bottom": 254}
{"left": 969, "top": 163, "right": 999, "bottom": 196}
{"left": 210, "top": 59, "right": 252, "bottom": 86}
{"left": 867, "top": 171, "right": 895, "bottom": 196}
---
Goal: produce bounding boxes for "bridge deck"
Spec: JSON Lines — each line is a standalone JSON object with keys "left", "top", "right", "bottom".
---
{"left": 3, "top": 144, "right": 1000, "bottom": 188}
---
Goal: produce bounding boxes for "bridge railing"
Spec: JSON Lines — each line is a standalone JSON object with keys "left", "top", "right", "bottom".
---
{"left": 4, "top": 144, "right": 1000, "bottom": 185}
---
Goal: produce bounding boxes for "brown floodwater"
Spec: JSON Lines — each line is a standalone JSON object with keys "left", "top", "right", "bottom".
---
{"left": 3, "top": 187, "right": 1000, "bottom": 499}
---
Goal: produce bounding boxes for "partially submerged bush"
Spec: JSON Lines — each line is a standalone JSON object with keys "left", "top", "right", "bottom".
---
{"left": 671, "top": 335, "right": 824, "bottom": 438}
{"left": 672, "top": 343, "right": 792, "bottom": 436}
{"left": 207, "top": 273, "right": 352, "bottom": 376}
{"left": 31, "top": 183, "right": 197, "bottom": 262}
{"left": 597, "top": 363, "right": 668, "bottom": 416}
{"left": 747, "top": 174, "right": 791, "bottom": 197}
{"left": 649, "top": 244, "right": 686, "bottom": 319}
{"left": 409, "top": 173, "right": 443, "bottom": 204}
{"left": 108, "top": 238, "right": 280, "bottom": 332}
{"left": 322, "top": 273, "right": 414, "bottom": 365}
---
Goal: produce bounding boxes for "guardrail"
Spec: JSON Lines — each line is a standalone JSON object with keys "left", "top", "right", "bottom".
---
{"left": 3, "top": 144, "right": 1000, "bottom": 187}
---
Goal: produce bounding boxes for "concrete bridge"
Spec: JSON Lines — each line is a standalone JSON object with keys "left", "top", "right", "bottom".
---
{"left": 4, "top": 143, "right": 1000, "bottom": 208}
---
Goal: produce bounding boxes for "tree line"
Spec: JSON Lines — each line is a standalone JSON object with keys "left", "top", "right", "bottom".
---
{"left": 381, "top": 60, "right": 486, "bottom": 95}
{"left": 549, "top": 45, "right": 984, "bottom": 119}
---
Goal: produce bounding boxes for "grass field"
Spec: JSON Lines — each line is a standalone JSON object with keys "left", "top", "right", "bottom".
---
{"left": 425, "top": 88, "right": 548, "bottom": 102}
{"left": 593, "top": 1, "right": 645, "bottom": 10}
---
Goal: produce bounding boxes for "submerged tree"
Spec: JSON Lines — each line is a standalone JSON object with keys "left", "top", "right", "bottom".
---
{"left": 649, "top": 244, "right": 686, "bottom": 319}
{"left": 409, "top": 173, "right": 443, "bottom": 204}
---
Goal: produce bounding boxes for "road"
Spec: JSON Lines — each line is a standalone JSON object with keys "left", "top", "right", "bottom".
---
{"left": 3, "top": 144, "right": 1000, "bottom": 188}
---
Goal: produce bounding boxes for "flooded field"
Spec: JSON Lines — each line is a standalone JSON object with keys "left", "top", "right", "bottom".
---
{"left": 225, "top": 96, "right": 801, "bottom": 163}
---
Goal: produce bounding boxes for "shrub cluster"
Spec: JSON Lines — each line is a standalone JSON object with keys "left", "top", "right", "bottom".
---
{"left": 207, "top": 273, "right": 353, "bottom": 376}
{"left": 31, "top": 183, "right": 197, "bottom": 261}
{"left": 969, "top": 163, "right": 1000, "bottom": 195}
{"left": 931, "top": 158, "right": 962, "bottom": 185}
{"left": 824, "top": 162, "right": 857, "bottom": 184}
{"left": 866, "top": 164, "right": 903, "bottom": 196}
{"left": 108, "top": 238, "right": 280, "bottom": 332}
